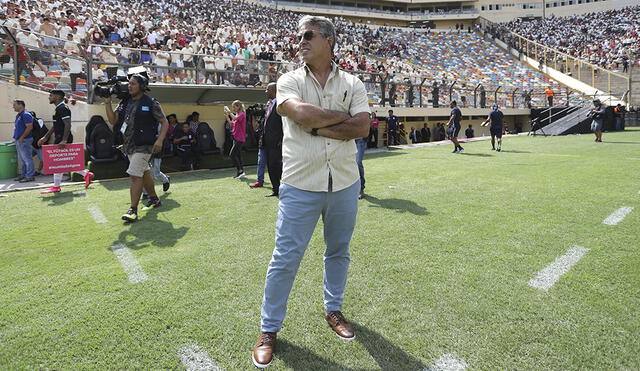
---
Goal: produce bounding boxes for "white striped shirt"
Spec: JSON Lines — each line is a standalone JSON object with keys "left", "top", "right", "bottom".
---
{"left": 276, "top": 63, "right": 370, "bottom": 192}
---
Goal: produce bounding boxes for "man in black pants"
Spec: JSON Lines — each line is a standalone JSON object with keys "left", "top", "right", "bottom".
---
{"left": 386, "top": 109, "right": 399, "bottom": 145}
{"left": 262, "top": 83, "right": 283, "bottom": 198}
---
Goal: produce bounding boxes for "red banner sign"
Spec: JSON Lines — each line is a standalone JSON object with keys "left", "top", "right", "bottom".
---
{"left": 42, "top": 143, "right": 85, "bottom": 174}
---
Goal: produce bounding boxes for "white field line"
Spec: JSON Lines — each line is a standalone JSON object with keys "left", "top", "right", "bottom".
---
{"left": 88, "top": 205, "right": 107, "bottom": 223}
{"left": 424, "top": 354, "right": 468, "bottom": 371}
{"left": 110, "top": 243, "right": 148, "bottom": 284}
{"left": 603, "top": 207, "right": 633, "bottom": 226}
{"left": 528, "top": 246, "right": 589, "bottom": 291}
{"left": 178, "top": 345, "right": 221, "bottom": 371}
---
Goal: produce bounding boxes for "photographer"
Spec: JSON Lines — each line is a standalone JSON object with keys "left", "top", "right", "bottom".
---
{"left": 103, "top": 74, "right": 169, "bottom": 222}
{"left": 589, "top": 99, "right": 606, "bottom": 143}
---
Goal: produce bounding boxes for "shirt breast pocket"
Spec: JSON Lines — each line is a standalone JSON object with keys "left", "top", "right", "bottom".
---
{"left": 334, "top": 91, "right": 352, "bottom": 113}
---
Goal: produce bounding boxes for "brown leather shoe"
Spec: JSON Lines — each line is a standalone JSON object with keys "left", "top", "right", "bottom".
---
{"left": 252, "top": 332, "right": 277, "bottom": 368}
{"left": 325, "top": 311, "right": 356, "bottom": 341}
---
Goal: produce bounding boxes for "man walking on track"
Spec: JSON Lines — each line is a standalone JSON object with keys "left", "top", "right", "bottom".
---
{"left": 38, "top": 90, "right": 94, "bottom": 194}
{"left": 446, "top": 100, "right": 464, "bottom": 153}
{"left": 481, "top": 104, "right": 505, "bottom": 152}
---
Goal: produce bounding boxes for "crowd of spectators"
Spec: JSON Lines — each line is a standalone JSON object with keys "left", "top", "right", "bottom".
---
{"left": 0, "top": 0, "right": 597, "bottom": 107}
{"left": 499, "top": 6, "right": 640, "bottom": 72}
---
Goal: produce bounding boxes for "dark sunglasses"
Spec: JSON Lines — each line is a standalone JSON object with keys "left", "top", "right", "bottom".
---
{"left": 297, "top": 30, "right": 317, "bottom": 42}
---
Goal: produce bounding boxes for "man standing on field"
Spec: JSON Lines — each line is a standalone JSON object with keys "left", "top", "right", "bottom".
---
{"left": 252, "top": 15, "right": 370, "bottom": 369}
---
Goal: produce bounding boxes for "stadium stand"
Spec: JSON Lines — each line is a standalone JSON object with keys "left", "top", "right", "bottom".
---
{"left": 501, "top": 6, "right": 640, "bottom": 70}
{"left": 1, "top": 0, "right": 576, "bottom": 108}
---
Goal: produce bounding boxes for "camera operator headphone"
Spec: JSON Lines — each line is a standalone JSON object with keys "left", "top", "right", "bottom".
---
{"left": 131, "top": 74, "right": 150, "bottom": 91}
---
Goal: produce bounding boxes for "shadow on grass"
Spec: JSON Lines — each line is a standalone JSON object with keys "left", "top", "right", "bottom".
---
{"left": 277, "top": 339, "right": 351, "bottom": 370}
{"left": 112, "top": 196, "right": 189, "bottom": 249}
{"left": 365, "top": 195, "right": 428, "bottom": 215}
{"left": 277, "top": 324, "right": 425, "bottom": 370}
{"left": 354, "top": 323, "right": 425, "bottom": 370}
{"left": 458, "top": 152, "right": 493, "bottom": 157}
{"left": 501, "top": 149, "right": 532, "bottom": 153}
{"left": 40, "top": 189, "right": 87, "bottom": 206}
{"left": 99, "top": 168, "right": 237, "bottom": 191}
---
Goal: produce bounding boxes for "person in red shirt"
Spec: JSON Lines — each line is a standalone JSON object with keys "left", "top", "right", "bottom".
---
{"left": 0, "top": 40, "right": 37, "bottom": 81}
{"left": 66, "top": 14, "right": 79, "bottom": 28}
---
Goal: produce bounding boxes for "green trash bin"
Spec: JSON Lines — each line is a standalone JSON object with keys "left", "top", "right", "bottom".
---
{"left": 0, "top": 141, "right": 18, "bottom": 179}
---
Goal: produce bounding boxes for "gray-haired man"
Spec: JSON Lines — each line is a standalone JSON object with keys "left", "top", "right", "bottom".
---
{"left": 252, "top": 16, "right": 370, "bottom": 368}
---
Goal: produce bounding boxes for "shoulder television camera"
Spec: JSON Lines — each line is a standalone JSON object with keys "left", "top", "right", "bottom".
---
{"left": 93, "top": 66, "right": 150, "bottom": 100}
{"left": 246, "top": 103, "right": 266, "bottom": 118}
{"left": 93, "top": 76, "right": 130, "bottom": 100}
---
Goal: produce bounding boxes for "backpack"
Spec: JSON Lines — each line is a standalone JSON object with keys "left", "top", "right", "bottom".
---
{"left": 85, "top": 119, "right": 100, "bottom": 146}
{"left": 30, "top": 116, "right": 49, "bottom": 149}
{"left": 88, "top": 122, "right": 118, "bottom": 160}
{"left": 196, "top": 122, "right": 220, "bottom": 154}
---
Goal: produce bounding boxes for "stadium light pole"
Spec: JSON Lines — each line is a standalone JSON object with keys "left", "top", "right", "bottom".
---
{"left": 542, "top": 0, "right": 546, "bottom": 19}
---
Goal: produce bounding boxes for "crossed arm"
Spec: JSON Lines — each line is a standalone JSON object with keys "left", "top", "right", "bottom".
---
{"left": 279, "top": 98, "right": 370, "bottom": 140}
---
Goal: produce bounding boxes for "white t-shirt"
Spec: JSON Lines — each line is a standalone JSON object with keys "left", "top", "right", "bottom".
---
{"left": 182, "top": 47, "right": 193, "bottom": 63}
{"left": 170, "top": 50, "right": 182, "bottom": 65}
{"left": 203, "top": 56, "right": 215, "bottom": 70}
{"left": 92, "top": 67, "right": 105, "bottom": 80}
{"left": 64, "top": 40, "right": 79, "bottom": 53}
{"left": 59, "top": 25, "right": 72, "bottom": 39}
{"left": 214, "top": 56, "right": 226, "bottom": 70}
{"left": 155, "top": 51, "right": 170, "bottom": 66}
{"left": 64, "top": 58, "right": 84, "bottom": 74}
{"left": 101, "top": 49, "right": 118, "bottom": 64}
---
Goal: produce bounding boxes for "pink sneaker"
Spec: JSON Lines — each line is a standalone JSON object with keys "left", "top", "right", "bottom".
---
{"left": 84, "top": 172, "right": 95, "bottom": 188}
{"left": 40, "top": 186, "right": 61, "bottom": 194}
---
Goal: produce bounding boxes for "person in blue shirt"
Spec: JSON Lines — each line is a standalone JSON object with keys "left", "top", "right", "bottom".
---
{"left": 446, "top": 101, "right": 464, "bottom": 153}
{"left": 481, "top": 104, "right": 505, "bottom": 151}
{"left": 589, "top": 99, "right": 606, "bottom": 143}
{"left": 386, "top": 109, "right": 399, "bottom": 146}
{"left": 12, "top": 100, "right": 35, "bottom": 182}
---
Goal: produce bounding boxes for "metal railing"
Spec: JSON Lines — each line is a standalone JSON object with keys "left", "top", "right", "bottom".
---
{"left": 478, "top": 17, "right": 636, "bottom": 106}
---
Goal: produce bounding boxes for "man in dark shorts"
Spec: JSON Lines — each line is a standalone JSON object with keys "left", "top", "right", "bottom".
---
{"left": 589, "top": 99, "right": 606, "bottom": 143}
{"left": 446, "top": 100, "right": 463, "bottom": 153}
{"left": 481, "top": 104, "right": 504, "bottom": 151}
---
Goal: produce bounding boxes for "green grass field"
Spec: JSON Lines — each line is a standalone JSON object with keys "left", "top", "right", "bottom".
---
{"left": 1, "top": 130, "right": 639, "bottom": 370}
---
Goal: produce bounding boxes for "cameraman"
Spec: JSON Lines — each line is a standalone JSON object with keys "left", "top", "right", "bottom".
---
{"left": 589, "top": 99, "right": 606, "bottom": 143}
{"left": 103, "top": 74, "right": 169, "bottom": 222}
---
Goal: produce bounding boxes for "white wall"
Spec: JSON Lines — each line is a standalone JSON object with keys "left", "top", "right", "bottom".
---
{"left": 478, "top": 0, "right": 639, "bottom": 23}
{"left": 0, "top": 84, "right": 89, "bottom": 143}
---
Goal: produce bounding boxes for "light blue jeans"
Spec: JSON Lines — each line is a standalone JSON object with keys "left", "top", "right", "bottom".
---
{"left": 143, "top": 157, "right": 169, "bottom": 196}
{"left": 257, "top": 147, "right": 266, "bottom": 184}
{"left": 151, "top": 157, "right": 169, "bottom": 184}
{"left": 16, "top": 137, "right": 35, "bottom": 179}
{"left": 260, "top": 180, "right": 360, "bottom": 332}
